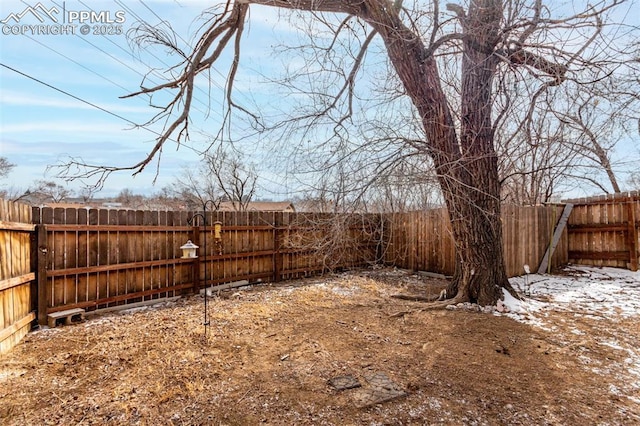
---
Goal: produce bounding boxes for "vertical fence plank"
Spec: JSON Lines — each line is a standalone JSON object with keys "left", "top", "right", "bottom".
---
{"left": 385, "top": 204, "right": 571, "bottom": 278}
{"left": 274, "top": 212, "right": 282, "bottom": 282}
{"left": 36, "top": 225, "right": 48, "bottom": 325}
{"left": 565, "top": 194, "right": 640, "bottom": 269}
{"left": 627, "top": 202, "right": 638, "bottom": 271}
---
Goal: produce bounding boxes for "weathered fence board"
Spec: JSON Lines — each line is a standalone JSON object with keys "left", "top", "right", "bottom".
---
{"left": 383, "top": 205, "right": 568, "bottom": 278}
{"left": 565, "top": 193, "right": 640, "bottom": 270}
{"left": 33, "top": 207, "right": 199, "bottom": 316}
{"left": 0, "top": 199, "right": 34, "bottom": 354}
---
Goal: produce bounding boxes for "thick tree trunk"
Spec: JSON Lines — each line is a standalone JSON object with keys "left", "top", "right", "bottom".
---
{"left": 443, "top": 180, "right": 511, "bottom": 305}
{"left": 443, "top": 0, "right": 514, "bottom": 304}
{"left": 366, "top": 0, "right": 514, "bottom": 305}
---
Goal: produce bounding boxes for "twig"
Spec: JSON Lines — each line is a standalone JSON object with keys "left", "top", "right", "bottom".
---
{"left": 237, "top": 389, "right": 251, "bottom": 403}
{"left": 389, "top": 296, "right": 467, "bottom": 317}
{"left": 390, "top": 294, "right": 439, "bottom": 302}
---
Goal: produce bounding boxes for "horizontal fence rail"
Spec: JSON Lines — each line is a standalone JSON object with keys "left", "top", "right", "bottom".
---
{"left": 4, "top": 199, "right": 617, "bottom": 354}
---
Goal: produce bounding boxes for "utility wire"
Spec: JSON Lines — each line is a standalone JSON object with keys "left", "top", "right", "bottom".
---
{"left": 116, "top": 0, "right": 228, "bottom": 101}
{"left": 59, "top": 0, "right": 227, "bottom": 119}
{"left": 1, "top": 62, "right": 139, "bottom": 127}
{"left": 6, "top": 1, "right": 293, "bottom": 193}
{"left": 25, "top": 35, "right": 131, "bottom": 93}
{"left": 137, "top": 0, "right": 232, "bottom": 93}
{"left": 135, "top": 0, "right": 259, "bottom": 114}
{"left": 1, "top": 62, "right": 292, "bottom": 192}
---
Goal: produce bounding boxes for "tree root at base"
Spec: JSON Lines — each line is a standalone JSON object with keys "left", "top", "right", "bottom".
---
{"left": 390, "top": 294, "right": 440, "bottom": 302}
{"left": 389, "top": 296, "right": 469, "bottom": 318}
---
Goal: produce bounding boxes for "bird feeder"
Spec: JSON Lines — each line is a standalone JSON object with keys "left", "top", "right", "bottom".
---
{"left": 213, "top": 221, "right": 223, "bottom": 240}
{"left": 180, "top": 240, "right": 199, "bottom": 258}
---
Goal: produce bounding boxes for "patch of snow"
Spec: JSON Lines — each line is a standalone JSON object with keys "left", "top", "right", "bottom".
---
{"left": 506, "top": 266, "right": 640, "bottom": 321}
{"left": 501, "top": 288, "right": 524, "bottom": 313}
{"left": 426, "top": 397, "right": 442, "bottom": 411}
{"left": 328, "top": 285, "right": 358, "bottom": 296}
{"left": 503, "top": 265, "right": 640, "bottom": 415}
{"left": 119, "top": 306, "right": 149, "bottom": 315}
{"left": 31, "top": 326, "right": 62, "bottom": 335}
{"left": 600, "top": 340, "right": 625, "bottom": 351}
{"left": 83, "top": 318, "right": 112, "bottom": 328}
{"left": 0, "top": 369, "right": 26, "bottom": 382}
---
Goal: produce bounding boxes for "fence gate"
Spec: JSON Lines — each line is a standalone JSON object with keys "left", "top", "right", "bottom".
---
{"left": 0, "top": 200, "right": 35, "bottom": 354}
{"left": 566, "top": 193, "right": 640, "bottom": 271}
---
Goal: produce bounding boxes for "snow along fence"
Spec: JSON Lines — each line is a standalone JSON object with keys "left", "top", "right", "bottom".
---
{"left": 0, "top": 200, "right": 591, "bottom": 354}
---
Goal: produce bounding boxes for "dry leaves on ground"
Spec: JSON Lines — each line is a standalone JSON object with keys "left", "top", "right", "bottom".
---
{"left": 1, "top": 267, "right": 638, "bottom": 425}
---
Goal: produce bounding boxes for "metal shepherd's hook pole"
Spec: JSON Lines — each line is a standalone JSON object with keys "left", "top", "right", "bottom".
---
{"left": 202, "top": 204, "right": 209, "bottom": 336}
{"left": 201, "top": 199, "right": 218, "bottom": 339}
{"left": 185, "top": 199, "right": 218, "bottom": 340}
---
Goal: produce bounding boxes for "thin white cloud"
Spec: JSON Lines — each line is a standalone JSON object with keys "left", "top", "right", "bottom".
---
{"left": 0, "top": 120, "right": 143, "bottom": 136}
{"left": 1, "top": 90, "right": 152, "bottom": 114}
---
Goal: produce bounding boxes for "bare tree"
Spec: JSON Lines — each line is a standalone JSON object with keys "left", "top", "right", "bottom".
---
{"left": 0, "top": 157, "right": 14, "bottom": 180}
{"left": 629, "top": 171, "right": 640, "bottom": 189}
{"left": 205, "top": 146, "right": 257, "bottom": 211}
{"left": 0, "top": 157, "right": 16, "bottom": 200}
{"left": 115, "top": 189, "right": 147, "bottom": 209}
{"left": 171, "top": 145, "right": 257, "bottom": 211}
{"left": 78, "top": 186, "right": 98, "bottom": 204}
{"left": 60, "top": 0, "right": 633, "bottom": 305}
{"left": 26, "top": 180, "right": 72, "bottom": 204}
{"left": 496, "top": 15, "right": 640, "bottom": 201}
{"left": 498, "top": 114, "right": 578, "bottom": 204}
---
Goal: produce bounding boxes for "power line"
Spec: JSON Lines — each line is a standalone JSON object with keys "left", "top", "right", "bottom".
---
{"left": 116, "top": 0, "right": 228, "bottom": 109}
{"left": 1, "top": 62, "right": 293, "bottom": 192}
{"left": 25, "top": 34, "right": 131, "bottom": 93}
{"left": 136, "top": 0, "right": 255, "bottom": 111}
{"left": 64, "top": 0, "right": 227, "bottom": 120}
{"left": 1, "top": 62, "right": 139, "bottom": 127}
{"left": 4, "top": 2, "right": 294, "bottom": 192}
{"left": 37, "top": 0, "right": 258, "bottom": 147}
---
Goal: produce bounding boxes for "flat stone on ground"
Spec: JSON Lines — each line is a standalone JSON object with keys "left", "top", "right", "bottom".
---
{"left": 328, "top": 375, "right": 361, "bottom": 391}
{"left": 352, "top": 371, "right": 407, "bottom": 408}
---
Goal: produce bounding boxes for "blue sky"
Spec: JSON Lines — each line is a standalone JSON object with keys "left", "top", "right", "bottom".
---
{"left": 0, "top": 0, "right": 296, "bottom": 197}
{"left": 1, "top": 0, "right": 638, "bottom": 200}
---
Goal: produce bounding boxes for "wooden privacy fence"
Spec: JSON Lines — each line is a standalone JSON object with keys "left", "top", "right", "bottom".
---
{"left": 0, "top": 200, "right": 35, "bottom": 354}
{"left": 32, "top": 208, "right": 378, "bottom": 322}
{"left": 565, "top": 192, "right": 640, "bottom": 271}
{"left": 0, "top": 200, "right": 595, "bottom": 354}
{"left": 383, "top": 204, "right": 569, "bottom": 277}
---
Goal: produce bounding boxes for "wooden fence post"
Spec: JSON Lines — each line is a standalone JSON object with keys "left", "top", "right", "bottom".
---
{"left": 273, "top": 213, "right": 282, "bottom": 283}
{"left": 627, "top": 202, "right": 638, "bottom": 271}
{"left": 273, "top": 226, "right": 281, "bottom": 283}
{"left": 35, "top": 224, "right": 49, "bottom": 325}
{"left": 191, "top": 224, "right": 201, "bottom": 294}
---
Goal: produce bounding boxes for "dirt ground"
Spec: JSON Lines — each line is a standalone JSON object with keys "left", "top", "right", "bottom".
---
{"left": 1, "top": 267, "right": 638, "bottom": 425}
